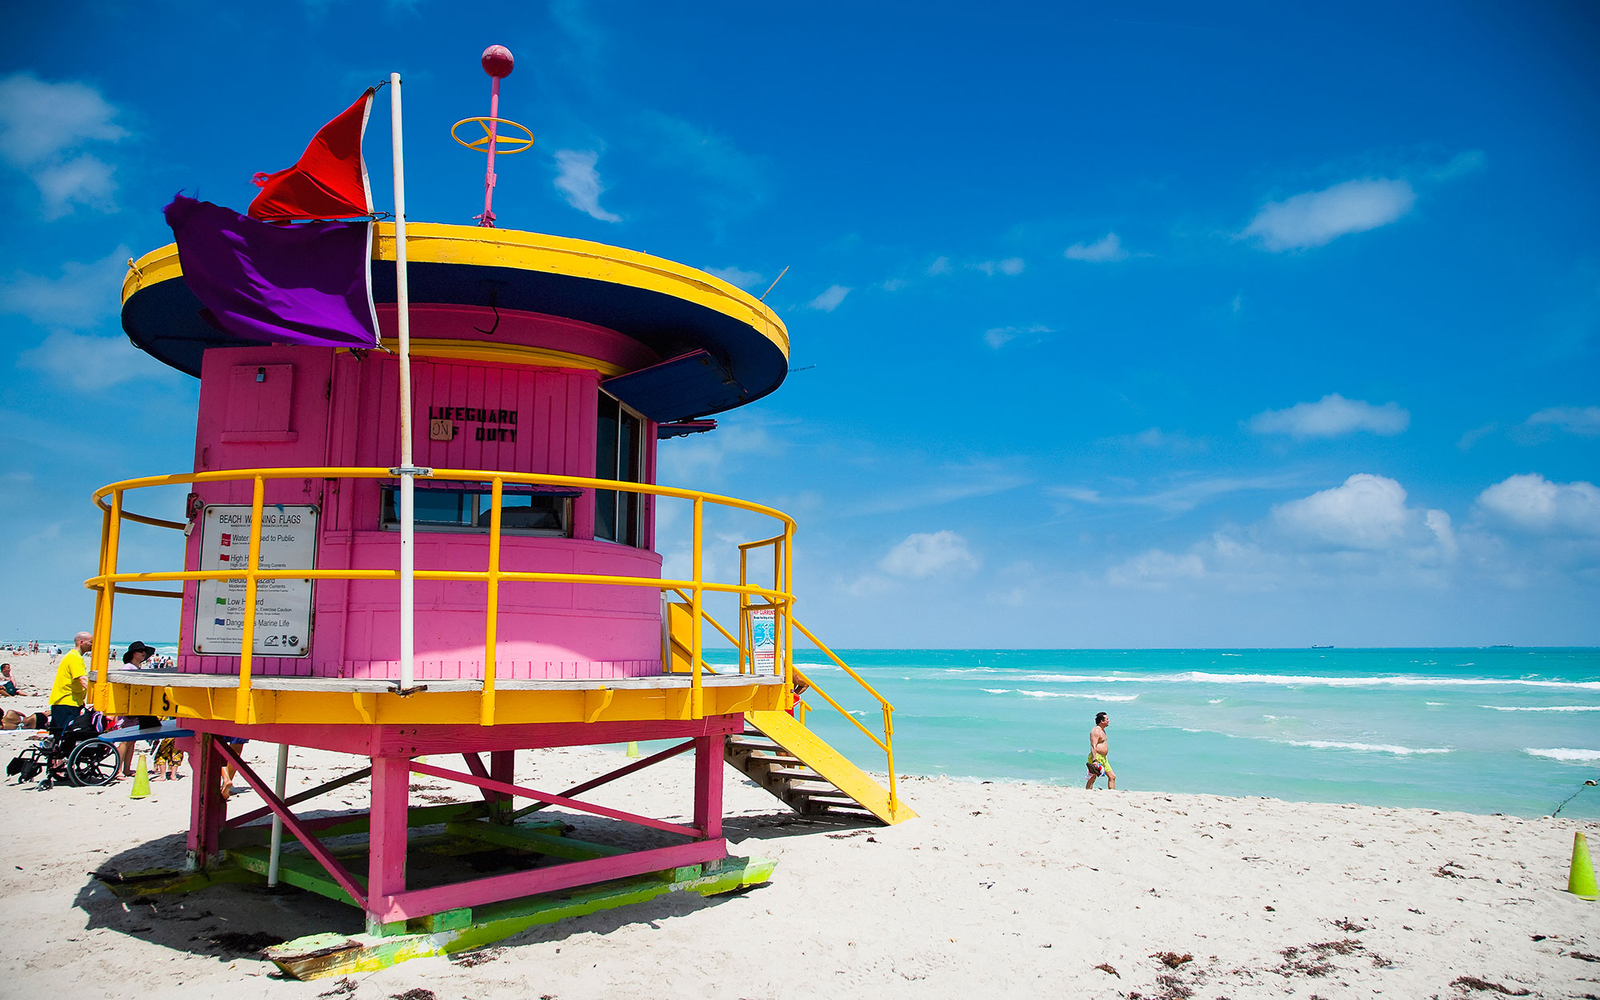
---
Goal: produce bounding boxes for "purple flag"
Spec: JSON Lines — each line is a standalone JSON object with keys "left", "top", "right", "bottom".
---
{"left": 164, "top": 195, "right": 378, "bottom": 349}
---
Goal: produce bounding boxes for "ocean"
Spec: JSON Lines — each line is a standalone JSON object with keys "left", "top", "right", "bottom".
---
{"left": 756, "top": 647, "right": 1600, "bottom": 821}
{"left": 32, "top": 642, "right": 1600, "bottom": 820}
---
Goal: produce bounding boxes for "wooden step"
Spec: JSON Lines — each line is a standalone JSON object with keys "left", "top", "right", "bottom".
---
{"left": 765, "top": 766, "right": 825, "bottom": 780}
{"left": 733, "top": 750, "right": 804, "bottom": 766}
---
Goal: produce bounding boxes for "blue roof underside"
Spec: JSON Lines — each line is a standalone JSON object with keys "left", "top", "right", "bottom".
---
{"left": 122, "top": 259, "right": 787, "bottom": 420}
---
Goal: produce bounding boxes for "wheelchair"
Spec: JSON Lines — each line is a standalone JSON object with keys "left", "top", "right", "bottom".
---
{"left": 6, "top": 710, "right": 120, "bottom": 788}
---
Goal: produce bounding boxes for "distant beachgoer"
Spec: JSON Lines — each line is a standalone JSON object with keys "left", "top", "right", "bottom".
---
{"left": 1085, "top": 711, "right": 1116, "bottom": 790}
{"left": 2, "top": 709, "right": 47, "bottom": 731}
{"left": 115, "top": 642, "right": 162, "bottom": 778}
{"left": 1, "top": 664, "right": 18, "bottom": 696}
{"left": 48, "top": 632, "right": 93, "bottom": 731}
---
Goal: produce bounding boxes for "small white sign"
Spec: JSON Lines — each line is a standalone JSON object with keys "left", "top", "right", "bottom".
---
{"left": 750, "top": 607, "right": 778, "bottom": 674}
{"left": 193, "top": 504, "right": 318, "bottom": 657}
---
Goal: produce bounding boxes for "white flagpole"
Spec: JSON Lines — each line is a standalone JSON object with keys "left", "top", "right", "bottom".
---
{"left": 390, "top": 72, "right": 419, "bottom": 692}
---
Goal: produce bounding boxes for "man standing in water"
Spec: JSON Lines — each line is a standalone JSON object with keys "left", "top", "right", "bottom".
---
{"left": 1085, "top": 711, "right": 1116, "bottom": 789}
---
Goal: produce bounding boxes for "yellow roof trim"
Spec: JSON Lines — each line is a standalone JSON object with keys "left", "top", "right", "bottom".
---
{"left": 123, "top": 222, "right": 788, "bottom": 359}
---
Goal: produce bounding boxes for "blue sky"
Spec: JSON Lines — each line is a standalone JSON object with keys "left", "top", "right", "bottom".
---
{"left": 1, "top": 1, "right": 1596, "bottom": 647}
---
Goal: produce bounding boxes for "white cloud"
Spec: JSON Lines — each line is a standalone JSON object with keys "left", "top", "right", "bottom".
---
{"left": 926, "top": 257, "right": 951, "bottom": 276}
{"left": 0, "top": 245, "right": 129, "bottom": 329}
{"left": 880, "top": 278, "right": 909, "bottom": 292}
{"left": 983, "top": 323, "right": 1051, "bottom": 350}
{"left": 879, "top": 530, "right": 978, "bottom": 579}
{"left": 807, "top": 284, "right": 850, "bottom": 312}
{"left": 1525, "top": 406, "right": 1600, "bottom": 437}
{"left": 552, "top": 149, "right": 621, "bottom": 222}
{"left": 1476, "top": 474, "right": 1600, "bottom": 537}
{"left": 974, "top": 257, "right": 1024, "bottom": 276}
{"left": 1107, "top": 549, "right": 1205, "bottom": 588}
{"left": 1242, "top": 178, "right": 1415, "bottom": 251}
{"left": 704, "top": 265, "right": 763, "bottom": 290}
{"left": 19, "top": 330, "right": 149, "bottom": 390}
{"left": 1064, "top": 233, "right": 1129, "bottom": 263}
{"left": 1272, "top": 473, "right": 1413, "bottom": 550}
{"left": 1248, "top": 393, "right": 1409, "bottom": 439}
{"left": 0, "top": 72, "right": 128, "bottom": 218}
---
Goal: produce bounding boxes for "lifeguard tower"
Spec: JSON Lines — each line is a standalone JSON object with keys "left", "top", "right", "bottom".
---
{"left": 89, "top": 49, "right": 911, "bottom": 978}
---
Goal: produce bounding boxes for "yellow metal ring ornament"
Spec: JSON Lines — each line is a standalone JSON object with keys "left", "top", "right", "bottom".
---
{"left": 450, "top": 117, "right": 536, "bottom": 154}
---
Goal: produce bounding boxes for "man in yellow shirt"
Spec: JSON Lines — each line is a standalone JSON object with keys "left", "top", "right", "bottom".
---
{"left": 49, "top": 631, "right": 93, "bottom": 730}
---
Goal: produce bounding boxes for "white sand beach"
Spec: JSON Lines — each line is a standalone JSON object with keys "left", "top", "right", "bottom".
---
{"left": 1, "top": 648, "right": 1595, "bottom": 999}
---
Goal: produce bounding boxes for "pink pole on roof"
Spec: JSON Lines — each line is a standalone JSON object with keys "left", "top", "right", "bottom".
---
{"left": 478, "top": 45, "right": 514, "bottom": 227}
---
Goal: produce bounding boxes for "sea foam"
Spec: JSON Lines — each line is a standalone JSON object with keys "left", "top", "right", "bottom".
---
{"left": 1283, "top": 739, "right": 1453, "bottom": 756}
{"left": 1524, "top": 748, "right": 1600, "bottom": 762}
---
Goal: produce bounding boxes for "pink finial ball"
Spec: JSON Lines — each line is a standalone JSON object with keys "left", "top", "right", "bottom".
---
{"left": 481, "top": 45, "right": 514, "bottom": 79}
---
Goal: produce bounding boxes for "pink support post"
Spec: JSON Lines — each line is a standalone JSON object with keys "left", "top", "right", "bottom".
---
{"left": 489, "top": 749, "right": 515, "bottom": 823}
{"left": 693, "top": 733, "right": 725, "bottom": 839}
{"left": 187, "top": 735, "right": 227, "bottom": 867}
{"left": 368, "top": 756, "right": 411, "bottom": 928}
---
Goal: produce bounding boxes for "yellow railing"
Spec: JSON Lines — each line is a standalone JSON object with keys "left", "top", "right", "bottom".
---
{"left": 676, "top": 598, "right": 901, "bottom": 819}
{"left": 85, "top": 467, "right": 796, "bottom": 726}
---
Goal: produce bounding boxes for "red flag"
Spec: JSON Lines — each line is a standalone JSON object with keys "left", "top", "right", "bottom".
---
{"left": 248, "top": 89, "right": 375, "bottom": 221}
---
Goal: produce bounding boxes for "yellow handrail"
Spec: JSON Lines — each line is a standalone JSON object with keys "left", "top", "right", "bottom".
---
{"left": 84, "top": 466, "right": 798, "bottom": 726}
{"left": 791, "top": 618, "right": 899, "bottom": 815}
{"left": 85, "top": 462, "right": 901, "bottom": 817}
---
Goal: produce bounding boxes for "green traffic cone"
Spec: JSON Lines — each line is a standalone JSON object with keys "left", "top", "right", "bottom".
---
{"left": 1570, "top": 831, "right": 1598, "bottom": 900}
{"left": 626, "top": 741, "right": 640, "bottom": 758}
{"left": 130, "top": 752, "right": 151, "bottom": 800}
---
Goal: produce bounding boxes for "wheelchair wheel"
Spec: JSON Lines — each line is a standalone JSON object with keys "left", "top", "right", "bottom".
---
{"left": 67, "top": 739, "right": 119, "bottom": 787}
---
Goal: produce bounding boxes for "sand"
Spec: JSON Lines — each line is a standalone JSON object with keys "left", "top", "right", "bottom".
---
{"left": 0, "top": 647, "right": 1595, "bottom": 1000}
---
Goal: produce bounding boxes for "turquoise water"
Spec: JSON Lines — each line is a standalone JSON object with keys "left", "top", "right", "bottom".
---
{"left": 46, "top": 641, "right": 1600, "bottom": 819}
{"left": 744, "top": 648, "right": 1600, "bottom": 820}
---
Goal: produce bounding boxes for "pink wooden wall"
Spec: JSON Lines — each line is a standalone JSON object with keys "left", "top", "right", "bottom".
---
{"left": 174, "top": 306, "right": 664, "bottom": 681}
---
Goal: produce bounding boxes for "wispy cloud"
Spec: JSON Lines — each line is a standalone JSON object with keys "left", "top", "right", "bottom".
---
{"left": 973, "top": 257, "right": 1024, "bottom": 276}
{"left": 0, "top": 245, "right": 129, "bottom": 330}
{"left": 926, "top": 257, "right": 951, "bottom": 276}
{"left": 1525, "top": 406, "right": 1600, "bottom": 438}
{"left": 1248, "top": 393, "right": 1409, "bottom": 439}
{"left": 552, "top": 149, "right": 621, "bottom": 222}
{"left": 638, "top": 111, "right": 765, "bottom": 217}
{"left": 1242, "top": 178, "right": 1415, "bottom": 251}
{"left": 19, "top": 330, "right": 159, "bottom": 391}
{"left": 807, "top": 285, "right": 850, "bottom": 312}
{"left": 983, "top": 323, "right": 1051, "bottom": 350}
{"left": 1458, "top": 422, "right": 1498, "bottom": 451}
{"left": 1103, "top": 427, "right": 1207, "bottom": 453}
{"left": 0, "top": 72, "right": 128, "bottom": 218}
{"left": 880, "top": 530, "right": 978, "bottom": 579}
{"left": 1064, "top": 233, "right": 1129, "bottom": 262}
{"left": 1053, "top": 471, "right": 1304, "bottom": 515}
{"left": 704, "top": 265, "right": 763, "bottom": 290}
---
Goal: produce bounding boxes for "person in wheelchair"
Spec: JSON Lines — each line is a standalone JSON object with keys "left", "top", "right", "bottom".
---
{"left": 6, "top": 707, "right": 118, "bottom": 787}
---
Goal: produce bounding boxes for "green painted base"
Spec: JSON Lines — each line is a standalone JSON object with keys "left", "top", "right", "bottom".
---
{"left": 262, "top": 854, "right": 777, "bottom": 980}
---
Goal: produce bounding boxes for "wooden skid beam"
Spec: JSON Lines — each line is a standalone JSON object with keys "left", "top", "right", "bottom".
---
{"left": 263, "top": 854, "right": 777, "bottom": 980}
{"left": 94, "top": 865, "right": 258, "bottom": 899}
{"left": 379, "top": 839, "right": 727, "bottom": 922}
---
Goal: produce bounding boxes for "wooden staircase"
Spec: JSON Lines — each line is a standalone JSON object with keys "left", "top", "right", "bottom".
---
{"left": 725, "top": 709, "right": 916, "bottom": 825}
